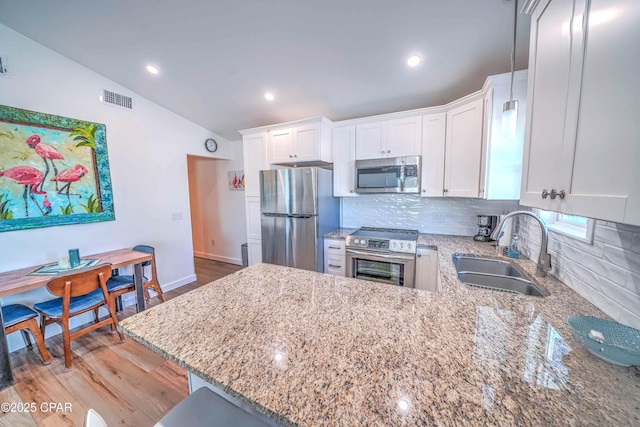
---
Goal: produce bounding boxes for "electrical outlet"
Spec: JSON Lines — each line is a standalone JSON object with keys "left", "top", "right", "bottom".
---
{"left": 433, "top": 212, "right": 445, "bottom": 223}
{"left": 211, "top": 239, "right": 215, "bottom": 246}
{"left": 0, "top": 56, "right": 8, "bottom": 77}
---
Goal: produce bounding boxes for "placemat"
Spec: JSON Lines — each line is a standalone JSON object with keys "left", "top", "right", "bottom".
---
{"left": 29, "top": 259, "right": 102, "bottom": 275}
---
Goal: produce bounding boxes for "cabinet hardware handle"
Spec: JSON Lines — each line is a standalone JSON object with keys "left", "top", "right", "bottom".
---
{"left": 548, "top": 189, "right": 566, "bottom": 200}
{"left": 350, "top": 190, "right": 355, "bottom": 193}
{"left": 328, "top": 246, "right": 341, "bottom": 249}
{"left": 289, "top": 155, "right": 293, "bottom": 158}
{"left": 328, "top": 264, "right": 342, "bottom": 268}
{"left": 381, "top": 151, "right": 385, "bottom": 154}
{"left": 443, "top": 189, "right": 448, "bottom": 193}
{"left": 422, "top": 189, "right": 426, "bottom": 193}
{"left": 417, "top": 254, "right": 422, "bottom": 258}
{"left": 542, "top": 189, "right": 549, "bottom": 199}
{"left": 294, "top": 154, "right": 297, "bottom": 158}
{"left": 387, "top": 150, "right": 391, "bottom": 154}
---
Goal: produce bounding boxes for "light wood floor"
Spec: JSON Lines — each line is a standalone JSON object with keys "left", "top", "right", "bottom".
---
{"left": 0, "top": 258, "right": 242, "bottom": 427}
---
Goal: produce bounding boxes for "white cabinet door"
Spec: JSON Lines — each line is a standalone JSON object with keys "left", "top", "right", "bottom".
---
{"left": 332, "top": 126, "right": 357, "bottom": 197}
{"left": 293, "top": 123, "right": 320, "bottom": 162}
{"left": 520, "top": 0, "right": 575, "bottom": 210}
{"left": 355, "top": 122, "right": 386, "bottom": 160}
{"left": 444, "top": 98, "right": 483, "bottom": 198}
{"left": 420, "top": 112, "right": 446, "bottom": 197}
{"left": 242, "top": 132, "right": 268, "bottom": 197}
{"left": 386, "top": 116, "right": 422, "bottom": 157}
{"left": 269, "top": 128, "right": 294, "bottom": 164}
{"left": 247, "top": 239, "right": 262, "bottom": 265}
{"left": 561, "top": 0, "right": 637, "bottom": 224}
{"left": 245, "top": 196, "right": 262, "bottom": 240}
{"left": 414, "top": 247, "right": 438, "bottom": 292}
{"left": 521, "top": 0, "right": 638, "bottom": 225}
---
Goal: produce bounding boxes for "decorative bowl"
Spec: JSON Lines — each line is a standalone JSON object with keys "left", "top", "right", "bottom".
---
{"left": 566, "top": 316, "right": 640, "bottom": 366}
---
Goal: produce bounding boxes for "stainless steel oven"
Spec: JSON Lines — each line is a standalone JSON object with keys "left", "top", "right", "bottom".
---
{"left": 345, "top": 227, "right": 418, "bottom": 288}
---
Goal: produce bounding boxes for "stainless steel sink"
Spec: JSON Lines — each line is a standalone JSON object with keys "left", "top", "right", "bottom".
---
{"left": 452, "top": 255, "right": 525, "bottom": 278}
{"left": 452, "top": 255, "right": 549, "bottom": 297}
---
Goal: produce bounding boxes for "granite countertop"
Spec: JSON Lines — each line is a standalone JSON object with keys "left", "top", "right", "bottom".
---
{"left": 323, "top": 228, "right": 358, "bottom": 240}
{"left": 119, "top": 235, "right": 640, "bottom": 426}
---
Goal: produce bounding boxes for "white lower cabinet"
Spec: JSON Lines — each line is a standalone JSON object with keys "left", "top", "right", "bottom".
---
{"left": 245, "top": 196, "right": 262, "bottom": 265}
{"left": 323, "top": 238, "right": 346, "bottom": 276}
{"left": 414, "top": 248, "right": 439, "bottom": 292}
{"left": 247, "top": 239, "right": 262, "bottom": 265}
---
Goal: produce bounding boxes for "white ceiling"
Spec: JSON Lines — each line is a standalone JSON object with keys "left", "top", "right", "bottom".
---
{"left": 0, "top": 0, "right": 530, "bottom": 140}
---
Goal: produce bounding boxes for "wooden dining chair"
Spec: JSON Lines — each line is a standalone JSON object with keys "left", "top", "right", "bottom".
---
{"left": 1, "top": 304, "right": 51, "bottom": 365}
{"left": 106, "top": 245, "right": 164, "bottom": 312}
{"left": 33, "top": 264, "right": 124, "bottom": 369}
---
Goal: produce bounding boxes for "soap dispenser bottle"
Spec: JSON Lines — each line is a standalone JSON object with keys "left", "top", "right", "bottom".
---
{"left": 507, "top": 234, "right": 520, "bottom": 259}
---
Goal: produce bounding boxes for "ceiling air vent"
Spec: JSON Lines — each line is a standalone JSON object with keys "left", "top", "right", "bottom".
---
{"left": 100, "top": 89, "right": 133, "bottom": 110}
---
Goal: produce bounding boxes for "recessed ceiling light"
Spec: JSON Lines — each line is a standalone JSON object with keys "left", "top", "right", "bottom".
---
{"left": 146, "top": 65, "right": 159, "bottom": 75}
{"left": 407, "top": 55, "right": 422, "bottom": 67}
{"left": 264, "top": 92, "right": 275, "bottom": 101}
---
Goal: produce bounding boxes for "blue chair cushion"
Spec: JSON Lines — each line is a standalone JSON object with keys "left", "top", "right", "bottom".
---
{"left": 33, "top": 288, "right": 106, "bottom": 318}
{"left": 106, "top": 275, "right": 148, "bottom": 293}
{"left": 2, "top": 304, "right": 38, "bottom": 328}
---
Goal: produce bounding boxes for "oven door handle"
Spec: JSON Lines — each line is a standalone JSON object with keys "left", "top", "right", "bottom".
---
{"left": 346, "top": 249, "right": 415, "bottom": 262}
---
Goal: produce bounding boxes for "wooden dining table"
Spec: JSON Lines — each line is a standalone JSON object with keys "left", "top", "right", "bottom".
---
{"left": 0, "top": 248, "right": 153, "bottom": 390}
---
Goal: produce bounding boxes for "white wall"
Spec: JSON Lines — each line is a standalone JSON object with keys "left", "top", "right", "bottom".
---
{"left": 518, "top": 216, "right": 640, "bottom": 329}
{"left": 0, "top": 24, "right": 241, "bottom": 350}
{"left": 188, "top": 148, "right": 247, "bottom": 265}
{"left": 342, "top": 195, "right": 519, "bottom": 235}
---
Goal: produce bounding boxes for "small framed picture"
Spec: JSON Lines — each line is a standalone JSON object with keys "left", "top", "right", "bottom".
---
{"left": 228, "top": 170, "right": 244, "bottom": 191}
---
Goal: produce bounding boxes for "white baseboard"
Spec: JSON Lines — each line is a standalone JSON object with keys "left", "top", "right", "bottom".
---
{"left": 193, "top": 251, "right": 241, "bottom": 266}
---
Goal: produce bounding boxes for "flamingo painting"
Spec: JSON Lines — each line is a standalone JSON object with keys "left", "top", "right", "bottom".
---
{"left": 25, "top": 134, "right": 65, "bottom": 191}
{"left": 51, "top": 164, "right": 88, "bottom": 205}
{"left": 0, "top": 104, "right": 115, "bottom": 232}
{"left": 0, "top": 166, "right": 51, "bottom": 217}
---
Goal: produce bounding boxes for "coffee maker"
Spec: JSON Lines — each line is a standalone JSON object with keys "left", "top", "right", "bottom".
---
{"left": 473, "top": 215, "right": 498, "bottom": 242}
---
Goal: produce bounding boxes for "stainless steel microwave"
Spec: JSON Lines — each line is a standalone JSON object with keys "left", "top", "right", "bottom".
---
{"left": 355, "top": 156, "right": 421, "bottom": 194}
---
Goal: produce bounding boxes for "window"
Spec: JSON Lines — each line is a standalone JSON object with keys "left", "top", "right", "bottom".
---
{"left": 536, "top": 209, "right": 595, "bottom": 243}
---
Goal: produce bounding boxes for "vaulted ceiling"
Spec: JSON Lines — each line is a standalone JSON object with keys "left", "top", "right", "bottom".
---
{"left": 0, "top": 0, "right": 530, "bottom": 140}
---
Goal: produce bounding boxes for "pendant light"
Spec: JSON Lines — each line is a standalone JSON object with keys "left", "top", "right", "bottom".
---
{"left": 502, "top": 0, "right": 519, "bottom": 139}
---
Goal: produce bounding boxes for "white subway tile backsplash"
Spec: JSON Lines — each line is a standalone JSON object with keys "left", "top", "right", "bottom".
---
{"left": 342, "top": 195, "right": 519, "bottom": 235}
{"left": 594, "top": 224, "right": 634, "bottom": 250}
{"left": 627, "top": 273, "right": 640, "bottom": 294}
{"left": 602, "top": 244, "right": 640, "bottom": 273}
{"left": 518, "top": 211, "right": 640, "bottom": 329}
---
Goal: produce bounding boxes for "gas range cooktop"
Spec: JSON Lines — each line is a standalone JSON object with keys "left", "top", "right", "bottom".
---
{"left": 345, "top": 227, "right": 419, "bottom": 254}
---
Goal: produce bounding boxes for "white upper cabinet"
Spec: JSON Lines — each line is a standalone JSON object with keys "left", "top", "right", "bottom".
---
{"left": 420, "top": 112, "right": 446, "bottom": 197}
{"left": 332, "top": 126, "right": 357, "bottom": 197}
{"left": 355, "top": 116, "right": 421, "bottom": 160}
{"left": 482, "top": 71, "right": 528, "bottom": 200}
{"left": 521, "top": 0, "right": 639, "bottom": 225}
{"left": 443, "top": 98, "right": 484, "bottom": 198}
{"left": 242, "top": 132, "right": 268, "bottom": 197}
{"left": 268, "top": 117, "right": 332, "bottom": 164}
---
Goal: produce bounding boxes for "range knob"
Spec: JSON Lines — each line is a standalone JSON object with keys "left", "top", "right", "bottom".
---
{"left": 392, "top": 242, "right": 397, "bottom": 248}
{"left": 400, "top": 243, "right": 405, "bottom": 249}
{"left": 407, "top": 243, "right": 412, "bottom": 250}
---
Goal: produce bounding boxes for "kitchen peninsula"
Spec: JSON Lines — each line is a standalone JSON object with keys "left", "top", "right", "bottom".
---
{"left": 119, "top": 237, "right": 640, "bottom": 426}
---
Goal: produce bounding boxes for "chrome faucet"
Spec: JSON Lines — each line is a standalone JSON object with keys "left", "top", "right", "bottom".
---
{"left": 490, "top": 210, "right": 552, "bottom": 277}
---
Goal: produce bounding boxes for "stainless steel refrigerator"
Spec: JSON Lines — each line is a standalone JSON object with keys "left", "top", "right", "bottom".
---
{"left": 260, "top": 167, "right": 339, "bottom": 272}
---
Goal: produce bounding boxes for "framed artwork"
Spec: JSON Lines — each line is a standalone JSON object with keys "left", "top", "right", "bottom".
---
{"left": 228, "top": 170, "right": 245, "bottom": 191}
{"left": 0, "top": 105, "right": 115, "bottom": 232}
